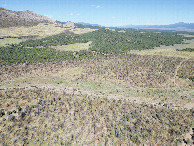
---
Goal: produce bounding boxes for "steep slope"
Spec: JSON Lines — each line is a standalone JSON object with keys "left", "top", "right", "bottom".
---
{"left": 0, "top": 7, "right": 54, "bottom": 28}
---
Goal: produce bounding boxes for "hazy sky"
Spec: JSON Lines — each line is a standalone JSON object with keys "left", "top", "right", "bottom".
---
{"left": 1, "top": 0, "right": 194, "bottom": 26}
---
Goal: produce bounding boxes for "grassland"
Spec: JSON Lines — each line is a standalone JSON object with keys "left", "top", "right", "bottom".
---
{"left": 54, "top": 41, "right": 92, "bottom": 52}
{"left": 130, "top": 39, "right": 194, "bottom": 59}
{"left": 182, "top": 34, "right": 194, "bottom": 38}
{"left": 72, "top": 28, "right": 97, "bottom": 34}
{"left": 0, "top": 23, "right": 65, "bottom": 38}
{"left": 0, "top": 38, "right": 25, "bottom": 47}
{"left": 0, "top": 23, "right": 96, "bottom": 47}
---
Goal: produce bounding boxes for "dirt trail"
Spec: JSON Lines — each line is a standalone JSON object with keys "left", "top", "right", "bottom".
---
{"left": 1, "top": 85, "right": 193, "bottom": 110}
{"left": 173, "top": 59, "right": 188, "bottom": 88}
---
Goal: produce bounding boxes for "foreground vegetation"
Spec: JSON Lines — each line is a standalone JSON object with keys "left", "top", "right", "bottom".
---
{"left": 0, "top": 89, "right": 193, "bottom": 145}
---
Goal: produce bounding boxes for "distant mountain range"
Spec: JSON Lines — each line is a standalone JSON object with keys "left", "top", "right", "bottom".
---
{"left": 118, "top": 22, "right": 194, "bottom": 30}
{"left": 76, "top": 22, "right": 104, "bottom": 27}
{"left": 0, "top": 7, "right": 54, "bottom": 28}
{"left": 75, "top": 22, "right": 194, "bottom": 31}
{"left": 1, "top": 7, "right": 194, "bottom": 32}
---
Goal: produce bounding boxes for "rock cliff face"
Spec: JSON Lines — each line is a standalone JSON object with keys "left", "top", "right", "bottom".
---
{"left": 64, "top": 21, "right": 75, "bottom": 28}
{"left": 0, "top": 7, "right": 54, "bottom": 28}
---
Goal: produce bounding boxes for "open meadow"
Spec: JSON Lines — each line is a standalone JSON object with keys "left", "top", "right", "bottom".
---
{"left": 0, "top": 23, "right": 95, "bottom": 47}
{"left": 130, "top": 39, "right": 194, "bottom": 59}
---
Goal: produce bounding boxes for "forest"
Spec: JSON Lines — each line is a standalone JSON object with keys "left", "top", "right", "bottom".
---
{"left": 0, "top": 28, "right": 186, "bottom": 66}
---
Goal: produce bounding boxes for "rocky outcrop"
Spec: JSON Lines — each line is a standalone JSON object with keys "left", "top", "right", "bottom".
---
{"left": 0, "top": 7, "right": 54, "bottom": 28}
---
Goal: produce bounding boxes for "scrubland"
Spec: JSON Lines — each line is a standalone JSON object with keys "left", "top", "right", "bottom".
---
{"left": 0, "top": 28, "right": 194, "bottom": 145}
{"left": 0, "top": 54, "right": 193, "bottom": 145}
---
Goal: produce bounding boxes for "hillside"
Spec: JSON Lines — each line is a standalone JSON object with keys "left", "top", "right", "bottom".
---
{"left": 56, "top": 21, "right": 102, "bottom": 29}
{"left": 0, "top": 8, "right": 95, "bottom": 46}
{"left": 0, "top": 7, "right": 54, "bottom": 28}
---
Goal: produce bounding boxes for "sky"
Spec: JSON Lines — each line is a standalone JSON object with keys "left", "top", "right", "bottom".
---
{"left": 0, "top": 0, "right": 194, "bottom": 26}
